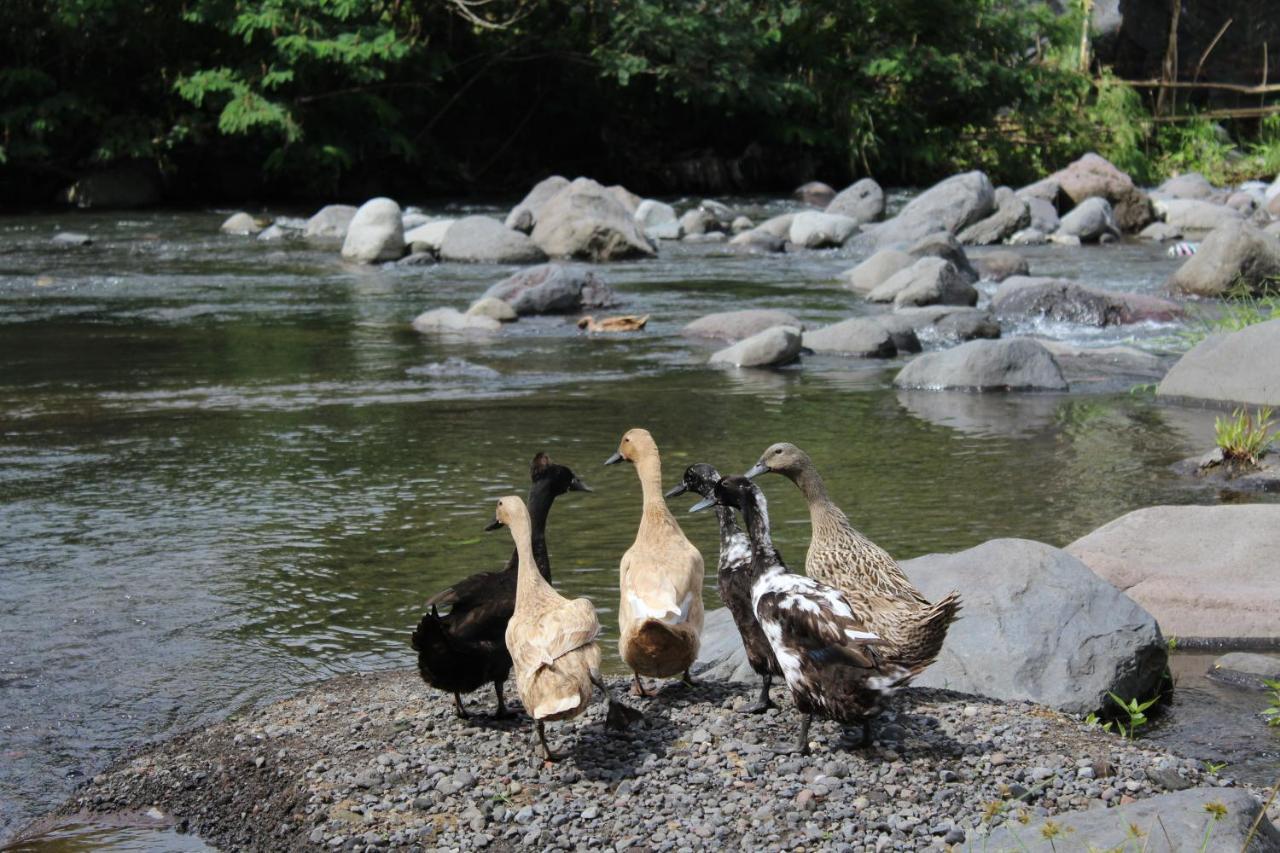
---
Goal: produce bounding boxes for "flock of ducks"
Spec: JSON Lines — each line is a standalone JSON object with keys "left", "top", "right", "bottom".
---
{"left": 412, "top": 429, "right": 961, "bottom": 760}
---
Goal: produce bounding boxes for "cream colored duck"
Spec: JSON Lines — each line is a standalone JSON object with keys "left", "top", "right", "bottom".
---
{"left": 489, "top": 495, "right": 635, "bottom": 760}
{"left": 605, "top": 428, "right": 705, "bottom": 695}
{"left": 745, "top": 443, "right": 960, "bottom": 677}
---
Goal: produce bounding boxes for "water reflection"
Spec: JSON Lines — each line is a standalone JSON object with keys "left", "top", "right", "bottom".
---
{"left": 896, "top": 389, "right": 1065, "bottom": 437}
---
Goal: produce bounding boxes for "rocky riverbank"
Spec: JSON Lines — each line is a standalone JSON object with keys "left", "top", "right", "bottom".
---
{"left": 49, "top": 669, "right": 1279, "bottom": 852}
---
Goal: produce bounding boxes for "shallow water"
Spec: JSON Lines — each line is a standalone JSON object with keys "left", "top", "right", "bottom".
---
{"left": 1, "top": 204, "right": 1276, "bottom": 843}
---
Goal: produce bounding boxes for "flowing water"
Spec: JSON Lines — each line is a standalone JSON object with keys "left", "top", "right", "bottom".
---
{"left": 1, "top": 203, "right": 1277, "bottom": 846}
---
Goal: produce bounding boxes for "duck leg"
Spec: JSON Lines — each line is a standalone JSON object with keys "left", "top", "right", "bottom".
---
{"left": 591, "top": 671, "right": 642, "bottom": 731}
{"left": 630, "top": 674, "right": 650, "bottom": 698}
{"left": 770, "top": 713, "right": 813, "bottom": 756}
{"left": 681, "top": 669, "right": 696, "bottom": 686}
{"left": 492, "top": 681, "right": 512, "bottom": 719}
{"left": 536, "top": 721, "right": 563, "bottom": 763}
{"left": 452, "top": 692, "right": 469, "bottom": 719}
{"left": 741, "top": 673, "right": 777, "bottom": 715}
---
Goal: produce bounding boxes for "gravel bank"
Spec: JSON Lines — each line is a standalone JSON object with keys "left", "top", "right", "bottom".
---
{"left": 53, "top": 669, "right": 1276, "bottom": 851}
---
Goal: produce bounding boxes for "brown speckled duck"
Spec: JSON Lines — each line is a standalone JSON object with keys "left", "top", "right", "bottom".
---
{"left": 745, "top": 442, "right": 960, "bottom": 677}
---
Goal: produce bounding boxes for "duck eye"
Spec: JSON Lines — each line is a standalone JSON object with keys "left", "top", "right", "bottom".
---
{"left": 773, "top": 448, "right": 781, "bottom": 455}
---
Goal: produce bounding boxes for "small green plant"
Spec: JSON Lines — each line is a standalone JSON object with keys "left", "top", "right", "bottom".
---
{"left": 1214, "top": 406, "right": 1278, "bottom": 466}
{"left": 1202, "top": 760, "right": 1227, "bottom": 774}
{"left": 1263, "top": 679, "right": 1280, "bottom": 727}
{"left": 1106, "top": 691, "right": 1158, "bottom": 740}
{"left": 1166, "top": 635, "right": 1179, "bottom": 651}
{"left": 1180, "top": 281, "right": 1280, "bottom": 348}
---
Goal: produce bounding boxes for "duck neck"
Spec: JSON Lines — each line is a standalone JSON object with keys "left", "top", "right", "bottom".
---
{"left": 636, "top": 454, "right": 676, "bottom": 532}
{"left": 510, "top": 511, "right": 548, "bottom": 607}
{"left": 787, "top": 461, "right": 845, "bottom": 526}
{"left": 715, "top": 504, "right": 742, "bottom": 551}
{"left": 524, "top": 481, "right": 555, "bottom": 579}
{"left": 740, "top": 493, "right": 781, "bottom": 569}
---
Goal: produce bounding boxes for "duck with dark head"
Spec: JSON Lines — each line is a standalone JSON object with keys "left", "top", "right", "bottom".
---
{"left": 668, "top": 463, "right": 780, "bottom": 714}
{"left": 692, "top": 475, "right": 909, "bottom": 755}
{"left": 411, "top": 452, "right": 591, "bottom": 718}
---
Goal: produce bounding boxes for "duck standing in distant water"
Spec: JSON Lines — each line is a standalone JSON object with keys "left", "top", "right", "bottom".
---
{"left": 745, "top": 443, "right": 960, "bottom": 679}
{"left": 692, "top": 476, "right": 908, "bottom": 754}
{"left": 605, "top": 428, "right": 705, "bottom": 696}
{"left": 668, "top": 463, "right": 780, "bottom": 713}
{"left": 411, "top": 453, "right": 591, "bottom": 718}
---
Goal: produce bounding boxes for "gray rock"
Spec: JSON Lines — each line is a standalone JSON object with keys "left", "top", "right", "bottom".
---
{"left": 466, "top": 297, "right": 517, "bottom": 322}
{"left": 51, "top": 231, "right": 93, "bottom": 246}
{"left": 341, "top": 198, "right": 405, "bottom": 263}
{"left": 1050, "top": 152, "right": 1154, "bottom": 232}
{"left": 1228, "top": 190, "right": 1260, "bottom": 215}
{"left": 709, "top": 326, "right": 802, "bottom": 367}
{"left": 1008, "top": 228, "right": 1048, "bottom": 246}
{"left": 728, "top": 229, "right": 786, "bottom": 253}
{"left": 1155, "top": 198, "right": 1242, "bottom": 232}
{"left": 1055, "top": 197, "right": 1119, "bottom": 242}
{"left": 401, "top": 210, "right": 430, "bottom": 231}
{"left": 635, "top": 200, "right": 680, "bottom": 240}
{"left": 992, "top": 276, "right": 1183, "bottom": 326}
{"left": 957, "top": 186, "right": 1030, "bottom": 245}
{"left": 1158, "top": 172, "right": 1217, "bottom": 200}
{"left": 1166, "top": 220, "right": 1280, "bottom": 296}
{"left": 692, "top": 608, "right": 770, "bottom": 683}
{"left": 753, "top": 213, "right": 795, "bottom": 239}
{"left": 481, "top": 264, "right": 616, "bottom": 315}
{"left": 505, "top": 175, "right": 570, "bottom": 233}
{"left": 1139, "top": 221, "right": 1183, "bottom": 241}
{"left": 891, "top": 306, "right": 1001, "bottom": 344}
{"left": 1038, "top": 341, "right": 1169, "bottom": 385}
{"left": 304, "top": 204, "right": 357, "bottom": 241}
{"left": 397, "top": 252, "right": 437, "bottom": 267}
{"left": 825, "top": 178, "right": 885, "bottom": 223}
{"left": 410, "top": 308, "right": 500, "bottom": 334}
{"left": 789, "top": 212, "right": 859, "bottom": 249}
{"left": 869, "top": 171, "right": 996, "bottom": 248}
{"left": 255, "top": 224, "right": 294, "bottom": 242}
{"left": 867, "top": 257, "right": 977, "bottom": 308}
{"left": 1157, "top": 319, "right": 1280, "bottom": 405}
{"left": 794, "top": 181, "right": 836, "bottom": 207}
{"left": 840, "top": 249, "right": 915, "bottom": 294}
{"left": 983, "top": 788, "right": 1280, "bottom": 852}
{"left": 683, "top": 309, "right": 803, "bottom": 342}
{"left": 679, "top": 207, "right": 720, "bottom": 237}
{"left": 972, "top": 250, "right": 1029, "bottom": 282}
{"left": 730, "top": 215, "right": 754, "bottom": 234}
{"left": 905, "top": 231, "right": 979, "bottom": 282}
{"left": 1208, "top": 652, "right": 1280, "bottom": 690}
{"left": 221, "top": 212, "right": 263, "bottom": 235}
{"left": 893, "top": 338, "right": 1067, "bottom": 391}
{"left": 868, "top": 316, "right": 924, "bottom": 353}
{"left": 683, "top": 231, "right": 726, "bottom": 244}
{"left": 403, "top": 220, "right": 455, "bottom": 254}
{"left": 802, "top": 318, "right": 897, "bottom": 357}
{"left": 531, "top": 178, "right": 655, "bottom": 261}
{"left": 1016, "top": 177, "right": 1063, "bottom": 206}
{"left": 440, "top": 216, "right": 545, "bottom": 264}
{"left": 906, "top": 539, "right": 1166, "bottom": 714}
{"left": 1025, "top": 197, "right": 1060, "bottom": 234}
{"left": 1066, "top": 504, "right": 1280, "bottom": 643}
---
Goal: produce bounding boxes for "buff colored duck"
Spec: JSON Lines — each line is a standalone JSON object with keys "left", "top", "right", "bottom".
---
{"left": 577, "top": 314, "right": 650, "bottom": 333}
{"left": 745, "top": 443, "right": 960, "bottom": 677}
{"left": 488, "top": 495, "right": 636, "bottom": 761}
{"left": 605, "top": 428, "right": 705, "bottom": 695}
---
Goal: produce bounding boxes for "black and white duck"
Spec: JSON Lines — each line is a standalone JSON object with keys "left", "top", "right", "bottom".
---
{"left": 691, "top": 475, "right": 909, "bottom": 755}
{"left": 411, "top": 453, "right": 591, "bottom": 718}
{"left": 667, "top": 463, "right": 780, "bottom": 713}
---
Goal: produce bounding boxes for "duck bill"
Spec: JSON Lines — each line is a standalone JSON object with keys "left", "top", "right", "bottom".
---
{"left": 664, "top": 483, "right": 688, "bottom": 499}
{"left": 743, "top": 461, "right": 769, "bottom": 479}
{"left": 484, "top": 518, "right": 504, "bottom": 531}
{"left": 688, "top": 497, "right": 716, "bottom": 513}
{"left": 603, "top": 451, "right": 624, "bottom": 466}
{"left": 569, "top": 477, "right": 593, "bottom": 493}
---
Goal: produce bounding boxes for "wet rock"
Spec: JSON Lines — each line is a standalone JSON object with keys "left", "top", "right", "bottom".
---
{"left": 1025, "top": 197, "right": 1060, "bottom": 234}
{"left": 531, "top": 178, "right": 655, "bottom": 261}
{"left": 683, "top": 309, "right": 803, "bottom": 342}
{"left": 51, "top": 231, "right": 93, "bottom": 246}
{"left": 1166, "top": 220, "right": 1280, "bottom": 297}
{"left": 304, "top": 204, "right": 357, "bottom": 241}
{"left": 825, "top": 178, "right": 884, "bottom": 224}
{"left": 1038, "top": 341, "right": 1168, "bottom": 385}
{"left": 1055, "top": 197, "right": 1119, "bottom": 243}
{"left": 867, "top": 257, "right": 977, "bottom": 308}
{"left": 1066, "top": 504, "right": 1280, "bottom": 643}
{"left": 679, "top": 207, "right": 720, "bottom": 237}
{"left": 1050, "top": 152, "right": 1154, "bottom": 231}
{"left": 1208, "top": 652, "right": 1280, "bottom": 690}
{"left": 466, "top": 297, "right": 518, "bottom": 323}
{"left": 396, "top": 252, "right": 437, "bottom": 267}
{"left": 341, "top": 198, "right": 405, "bottom": 263}
{"left": 1008, "top": 228, "right": 1048, "bottom": 246}
{"left": 1139, "top": 221, "right": 1182, "bottom": 241}
{"left": 868, "top": 171, "right": 996, "bottom": 248}
{"left": 957, "top": 186, "right": 1030, "bottom": 246}
{"left": 727, "top": 229, "right": 786, "bottom": 253}
{"left": 905, "top": 231, "right": 979, "bottom": 282}
{"left": 907, "top": 539, "right": 1166, "bottom": 714}
{"left": 972, "top": 250, "right": 1029, "bottom": 282}
{"left": 984, "top": 788, "right": 1280, "bottom": 851}
{"left": 505, "top": 175, "right": 570, "bottom": 233}
{"left": 683, "top": 231, "right": 726, "bottom": 244}
{"left": 410, "top": 308, "right": 500, "bottom": 334}
{"left": 1157, "top": 318, "right": 1280, "bottom": 406}
{"left": 890, "top": 306, "right": 1000, "bottom": 344}
{"left": 708, "top": 326, "right": 802, "bottom": 368}
{"left": 893, "top": 338, "right": 1067, "bottom": 391}
{"left": 635, "top": 200, "right": 680, "bottom": 241}
{"left": 802, "top": 318, "right": 897, "bottom": 358}
{"left": 403, "top": 220, "right": 455, "bottom": 255}
{"left": 1158, "top": 172, "right": 1217, "bottom": 200}
{"left": 440, "top": 216, "right": 545, "bottom": 264}
{"left": 840, "top": 249, "right": 915, "bottom": 294}
{"left": 255, "top": 224, "right": 295, "bottom": 242}
{"left": 992, "top": 276, "right": 1183, "bottom": 326}
{"left": 789, "top": 212, "right": 859, "bottom": 249}
{"left": 1155, "top": 198, "right": 1242, "bottom": 232}
{"left": 221, "top": 212, "right": 263, "bottom": 235}
{"left": 730, "top": 215, "right": 754, "bottom": 234}
{"left": 481, "top": 263, "right": 616, "bottom": 316}
{"left": 793, "top": 181, "right": 836, "bottom": 207}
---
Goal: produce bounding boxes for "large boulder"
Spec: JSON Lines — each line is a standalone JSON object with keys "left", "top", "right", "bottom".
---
{"left": 1055, "top": 196, "right": 1119, "bottom": 242}
{"left": 867, "top": 257, "right": 978, "bottom": 308}
{"left": 905, "top": 231, "right": 980, "bottom": 282}
{"left": 530, "top": 178, "right": 655, "bottom": 261}
{"left": 992, "top": 276, "right": 1184, "bottom": 326}
{"left": 683, "top": 309, "right": 804, "bottom": 342}
{"left": 1050, "top": 152, "right": 1154, "bottom": 231}
{"left": 957, "top": 186, "right": 1030, "bottom": 246}
{"left": 1166, "top": 220, "right": 1280, "bottom": 296}
{"left": 906, "top": 539, "right": 1166, "bottom": 715}
{"left": 825, "top": 178, "right": 885, "bottom": 224}
{"left": 708, "top": 326, "right": 802, "bottom": 367}
{"left": 1039, "top": 340, "right": 1169, "bottom": 386}
{"left": 341, "top": 198, "right": 405, "bottom": 263}
{"left": 1155, "top": 198, "right": 1242, "bottom": 232}
{"left": 481, "top": 264, "right": 616, "bottom": 316}
{"left": 504, "top": 175, "right": 570, "bottom": 233}
{"left": 1157, "top": 171, "right": 1217, "bottom": 200}
{"left": 403, "top": 219, "right": 455, "bottom": 255}
{"left": 889, "top": 306, "right": 1001, "bottom": 344}
{"left": 634, "top": 200, "right": 680, "bottom": 241}
{"left": 868, "top": 171, "right": 995, "bottom": 247}
{"left": 802, "top": 318, "right": 897, "bottom": 358}
{"left": 439, "top": 216, "right": 545, "bottom": 264}
{"left": 894, "top": 337, "right": 1067, "bottom": 391}
{"left": 840, "top": 249, "right": 915, "bottom": 294}
{"left": 1067, "top": 505, "right": 1280, "bottom": 643}
{"left": 983, "top": 788, "right": 1280, "bottom": 852}
{"left": 788, "top": 211, "right": 859, "bottom": 249}
{"left": 303, "top": 204, "right": 357, "bottom": 241}
{"left": 691, "top": 608, "right": 758, "bottom": 683}
{"left": 1025, "top": 197, "right": 1060, "bottom": 234}
{"left": 1156, "top": 318, "right": 1280, "bottom": 405}
{"left": 410, "top": 307, "right": 500, "bottom": 334}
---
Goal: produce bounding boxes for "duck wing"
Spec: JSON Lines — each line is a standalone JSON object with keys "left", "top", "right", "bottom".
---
{"left": 512, "top": 597, "right": 601, "bottom": 671}
{"left": 424, "top": 567, "right": 515, "bottom": 617}
{"left": 756, "top": 575, "right": 883, "bottom": 670}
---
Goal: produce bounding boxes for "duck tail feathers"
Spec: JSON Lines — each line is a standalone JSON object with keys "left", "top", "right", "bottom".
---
{"left": 899, "top": 590, "right": 962, "bottom": 676}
